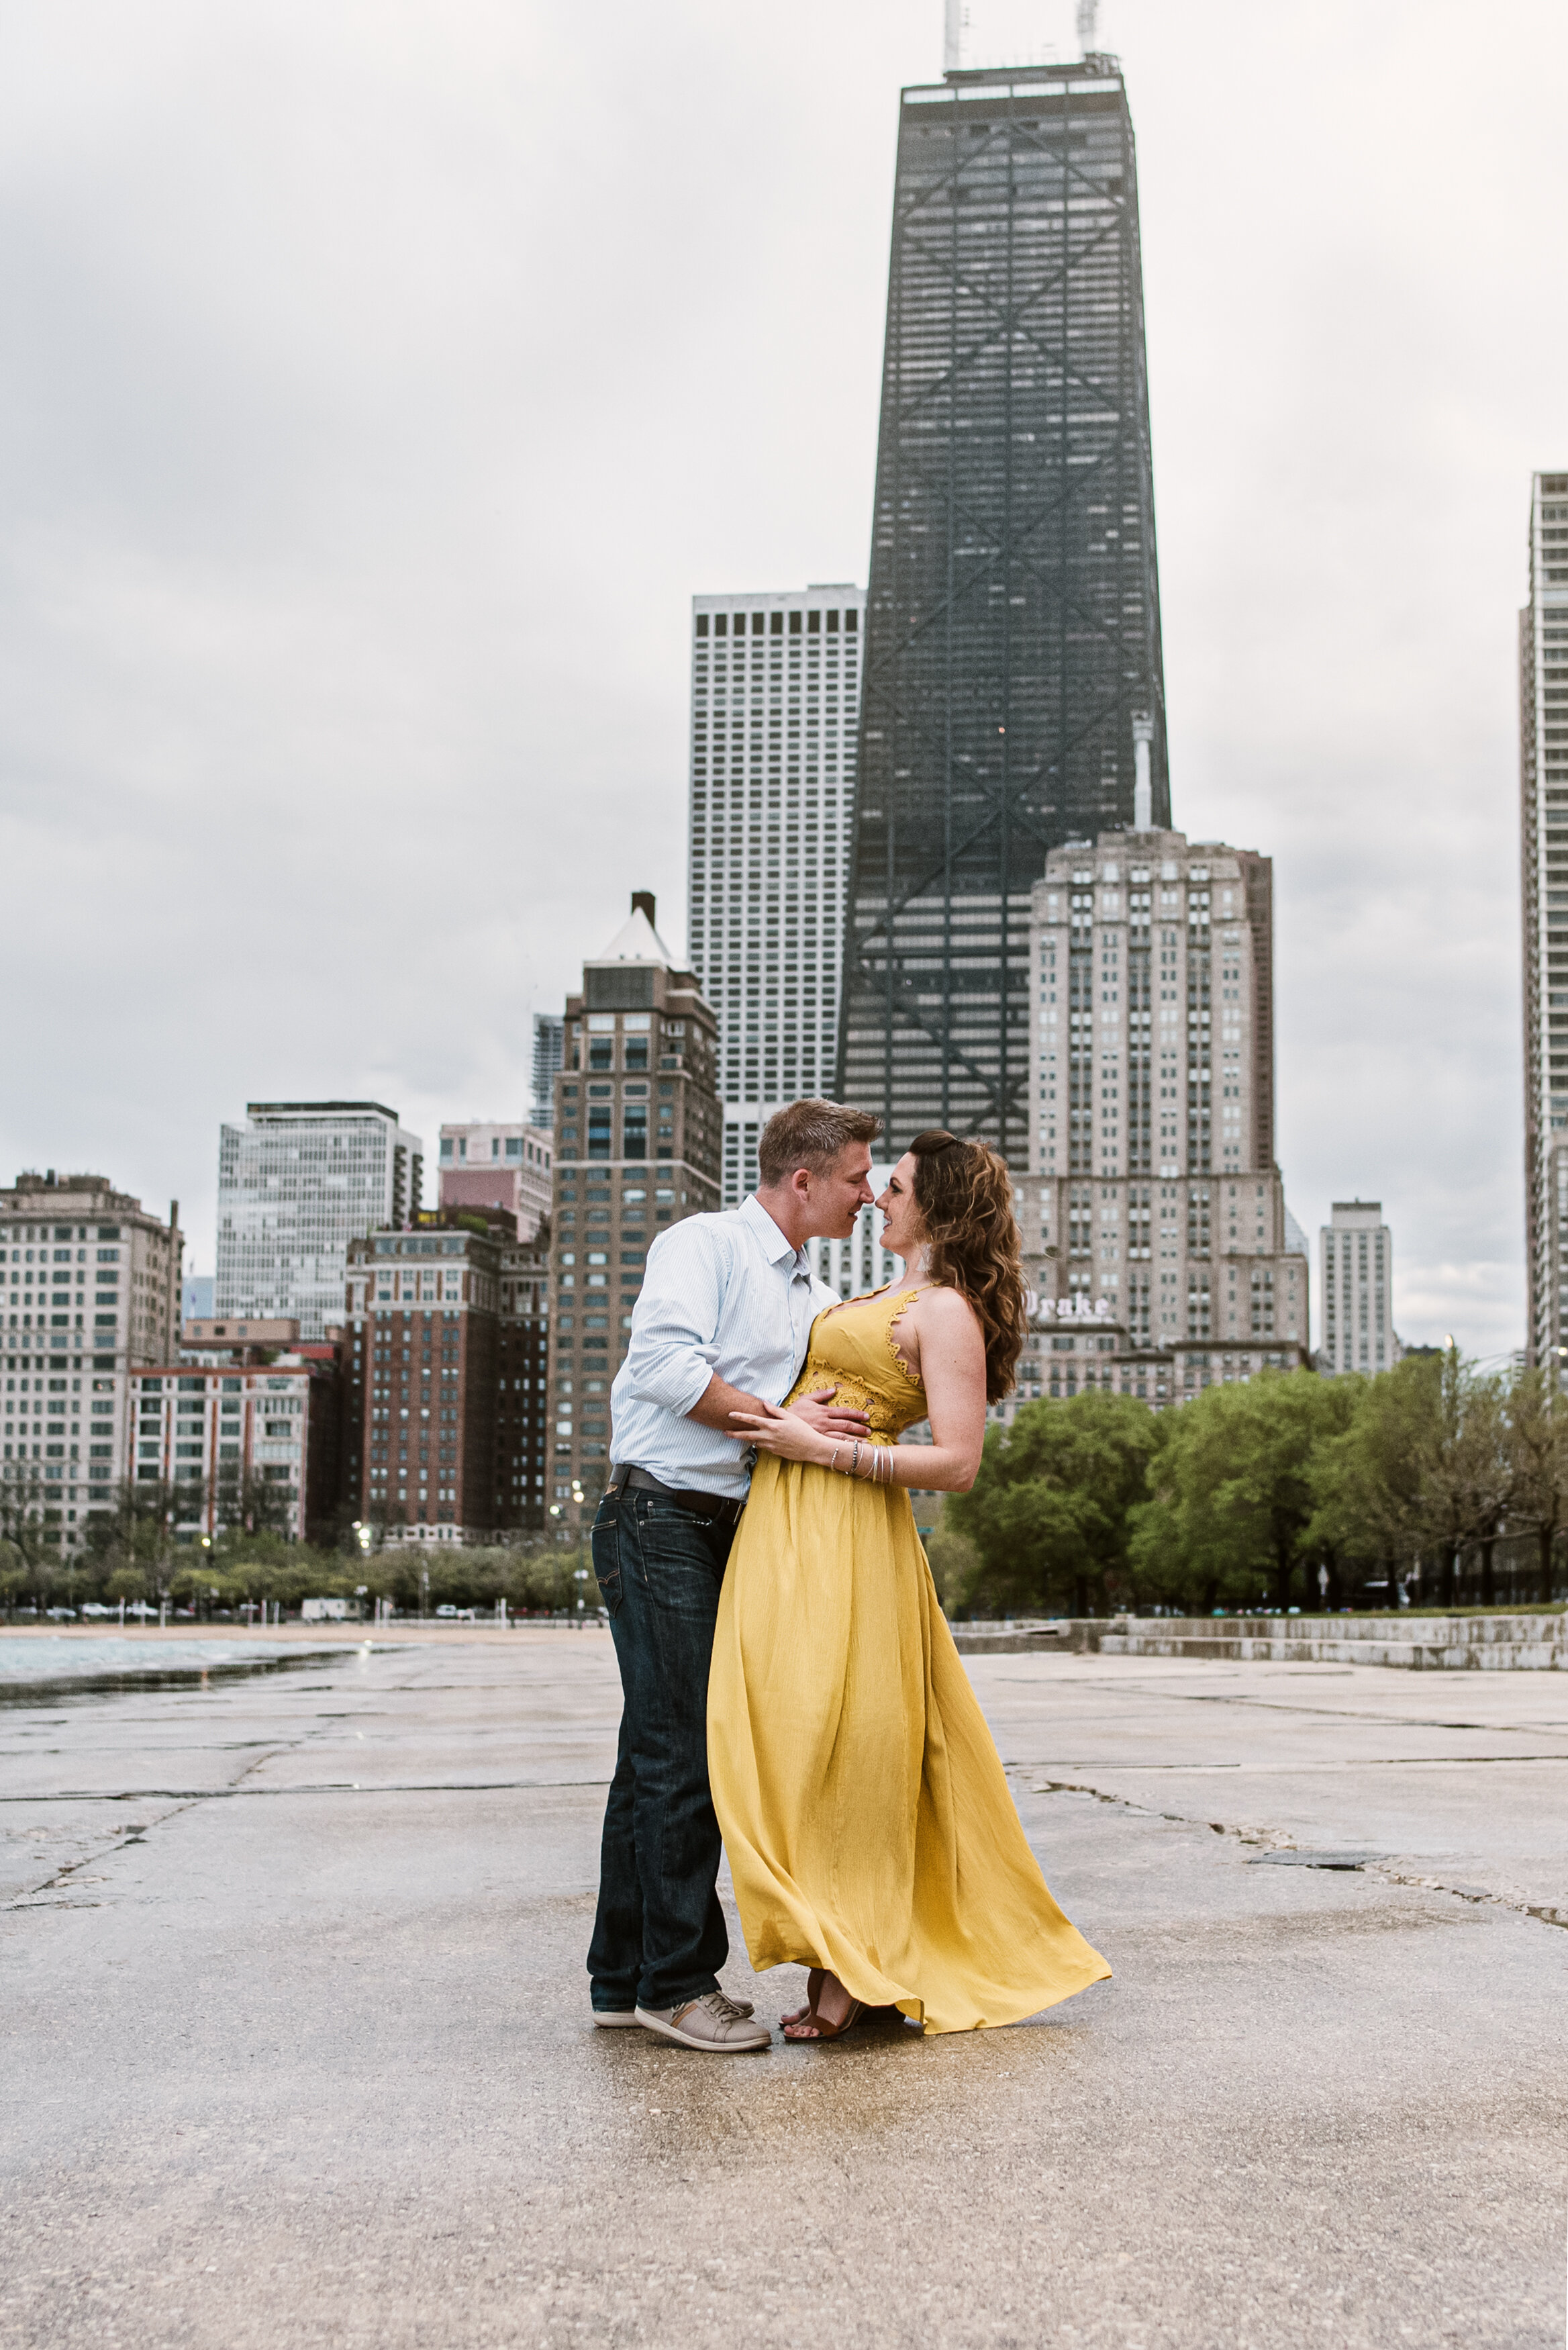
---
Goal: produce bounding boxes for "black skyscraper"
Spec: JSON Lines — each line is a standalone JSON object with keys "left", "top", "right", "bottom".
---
{"left": 838, "top": 58, "right": 1168, "bottom": 1161}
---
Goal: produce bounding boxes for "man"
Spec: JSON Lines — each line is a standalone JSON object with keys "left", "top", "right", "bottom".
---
{"left": 587, "top": 1099, "right": 883, "bottom": 2051}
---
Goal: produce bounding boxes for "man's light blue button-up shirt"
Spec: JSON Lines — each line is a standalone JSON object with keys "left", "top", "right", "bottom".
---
{"left": 607, "top": 1194, "right": 839, "bottom": 1500}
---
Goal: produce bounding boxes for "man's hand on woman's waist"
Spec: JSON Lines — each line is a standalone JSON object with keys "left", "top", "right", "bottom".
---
{"left": 686, "top": 1374, "right": 871, "bottom": 1442}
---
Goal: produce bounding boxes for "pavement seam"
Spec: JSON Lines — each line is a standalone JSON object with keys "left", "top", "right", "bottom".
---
{"left": 0, "top": 1778, "right": 615, "bottom": 1805}
{"left": 3, "top": 1705, "right": 317, "bottom": 1906}
{"left": 1022, "top": 1772, "right": 1568, "bottom": 1936}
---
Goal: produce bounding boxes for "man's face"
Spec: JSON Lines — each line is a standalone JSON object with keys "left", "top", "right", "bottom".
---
{"left": 803, "top": 1143, "right": 875, "bottom": 1240}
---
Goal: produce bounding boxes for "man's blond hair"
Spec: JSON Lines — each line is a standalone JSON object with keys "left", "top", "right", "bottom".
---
{"left": 756, "top": 1100, "right": 882, "bottom": 1185}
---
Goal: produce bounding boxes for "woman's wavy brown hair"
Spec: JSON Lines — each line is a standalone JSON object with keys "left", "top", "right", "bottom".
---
{"left": 905, "top": 1130, "right": 1028, "bottom": 1402}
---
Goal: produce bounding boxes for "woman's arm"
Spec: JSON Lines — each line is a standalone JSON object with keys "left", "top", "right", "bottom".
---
{"left": 729, "top": 1288, "right": 988, "bottom": 1494}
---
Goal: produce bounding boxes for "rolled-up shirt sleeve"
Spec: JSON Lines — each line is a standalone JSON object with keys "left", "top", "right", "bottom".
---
{"left": 620, "top": 1221, "right": 730, "bottom": 1417}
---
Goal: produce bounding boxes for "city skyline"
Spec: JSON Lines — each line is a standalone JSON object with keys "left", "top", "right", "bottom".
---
{"left": 0, "top": 2, "right": 1563, "bottom": 1358}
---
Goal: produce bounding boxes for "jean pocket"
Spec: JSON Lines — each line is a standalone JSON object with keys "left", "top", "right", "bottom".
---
{"left": 591, "top": 1507, "right": 624, "bottom": 1617}
{"left": 634, "top": 1501, "right": 724, "bottom": 1621}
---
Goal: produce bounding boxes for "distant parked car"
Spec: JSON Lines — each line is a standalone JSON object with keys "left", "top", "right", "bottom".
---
{"left": 434, "top": 1603, "right": 458, "bottom": 1617}
{"left": 80, "top": 1603, "right": 115, "bottom": 1619}
{"left": 45, "top": 1607, "right": 77, "bottom": 1621}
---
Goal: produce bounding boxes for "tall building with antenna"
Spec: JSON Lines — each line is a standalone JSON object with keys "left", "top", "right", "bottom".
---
{"left": 838, "top": 39, "right": 1168, "bottom": 1161}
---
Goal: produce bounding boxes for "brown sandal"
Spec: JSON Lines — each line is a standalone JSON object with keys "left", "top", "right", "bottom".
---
{"left": 780, "top": 1968, "right": 825, "bottom": 2030}
{"left": 783, "top": 1996, "right": 864, "bottom": 2044}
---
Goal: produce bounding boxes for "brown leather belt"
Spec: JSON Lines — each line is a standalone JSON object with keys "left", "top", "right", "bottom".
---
{"left": 605, "top": 1464, "right": 745, "bottom": 1530}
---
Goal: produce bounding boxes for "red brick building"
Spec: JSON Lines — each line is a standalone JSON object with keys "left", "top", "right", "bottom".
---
{"left": 342, "top": 1227, "right": 501, "bottom": 1544}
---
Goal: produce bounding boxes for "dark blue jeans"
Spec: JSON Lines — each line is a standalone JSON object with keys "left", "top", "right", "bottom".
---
{"left": 586, "top": 1487, "right": 735, "bottom": 2013}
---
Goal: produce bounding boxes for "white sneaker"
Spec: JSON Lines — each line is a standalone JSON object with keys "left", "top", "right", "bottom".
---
{"left": 594, "top": 1994, "right": 754, "bottom": 2030}
{"left": 634, "top": 1991, "right": 771, "bottom": 2052}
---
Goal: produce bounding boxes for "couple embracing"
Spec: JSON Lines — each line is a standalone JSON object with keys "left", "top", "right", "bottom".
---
{"left": 587, "top": 1100, "right": 1110, "bottom": 2049}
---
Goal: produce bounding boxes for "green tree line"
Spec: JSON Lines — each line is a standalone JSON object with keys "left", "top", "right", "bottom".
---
{"left": 932, "top": 1352, "right": 1568, "bottom": 1619}
{"left": 0, "top": 1473, "right": 593, "bottom": 1622}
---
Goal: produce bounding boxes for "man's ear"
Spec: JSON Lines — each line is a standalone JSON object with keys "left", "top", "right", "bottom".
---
{"left": 790, "top": 1164, "right": 814, "bottom": 1201}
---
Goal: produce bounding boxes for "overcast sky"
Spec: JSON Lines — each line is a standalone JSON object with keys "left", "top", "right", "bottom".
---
{"left": 1, "top": 0, "right": 1562, "bottom": 1355}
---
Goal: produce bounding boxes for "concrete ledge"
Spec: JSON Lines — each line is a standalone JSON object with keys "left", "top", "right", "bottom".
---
{"left": 1097, "top": 1613, "right": 1568, "bottom": 1670}
{"left": 948, "top": 1626, "right": 1075, "bottom": 1654}
{"left": 942, "top": 1613, "right": 1568, "bottom": 1668}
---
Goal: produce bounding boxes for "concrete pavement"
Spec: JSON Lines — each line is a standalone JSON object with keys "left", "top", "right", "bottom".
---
{"left": 1, "top": 1638, "right": 1564, "bottom": 2348}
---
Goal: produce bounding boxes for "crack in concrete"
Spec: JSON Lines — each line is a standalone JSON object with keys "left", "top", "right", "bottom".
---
{"left": 4, "top": 1702, "right": 326, "bottom": 1906}
{"left": 1021, "top": 1773, "right": 1568, "bottom": 1935}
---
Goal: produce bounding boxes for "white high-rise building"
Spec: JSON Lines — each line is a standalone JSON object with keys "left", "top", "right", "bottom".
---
{"left": 687, "top": 585, "right": 865, "bottom": 1207}
{"left": 1521, "top": 468, "right": 1568, "bottom": 1367}
{"left": 1319, "top": 1200, "right": 1397, "bottom": 1377}
{"left": 216, "top": 1102, "right": 424, "bottom": 1341}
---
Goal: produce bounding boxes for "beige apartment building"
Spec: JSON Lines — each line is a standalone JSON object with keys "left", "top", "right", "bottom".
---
{"left": 1014, "top": 828, "right": 1309, "bottom": 1409}
{"left": 548, "top": 893, "right": 721, "bottom": 1524}
{"left": 0, "top": 1170, "right": 183, "bottom": 1551}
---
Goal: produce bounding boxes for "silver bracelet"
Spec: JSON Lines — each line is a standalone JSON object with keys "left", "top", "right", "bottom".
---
{"left": 828, "top": 1444, "right": 844, "bottom": 1475}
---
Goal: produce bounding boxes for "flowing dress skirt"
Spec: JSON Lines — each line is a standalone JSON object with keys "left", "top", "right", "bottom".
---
{"left": 707, "top": 1454, "right": 1111, "bottom": 2034}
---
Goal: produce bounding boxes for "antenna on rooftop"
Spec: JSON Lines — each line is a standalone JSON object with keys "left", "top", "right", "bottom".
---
{"left": 1077, "top": 0, "right": 1097, "bottom": 52}
{"left": 944, "top": 0, "right": 963, "bottom": 72}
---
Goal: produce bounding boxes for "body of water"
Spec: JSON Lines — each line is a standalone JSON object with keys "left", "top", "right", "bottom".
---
{"left": 0, "top": 1637, "right": 344, "bottom": 1699}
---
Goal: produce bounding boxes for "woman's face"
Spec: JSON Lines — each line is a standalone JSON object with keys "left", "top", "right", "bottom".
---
{"left": 875, "top": 1152, "right": 926, "bottom": 1262}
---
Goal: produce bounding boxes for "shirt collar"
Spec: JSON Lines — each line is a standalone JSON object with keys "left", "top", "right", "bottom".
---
{"left": 740, "top": 1192, "right": 807, "bottom": 1270}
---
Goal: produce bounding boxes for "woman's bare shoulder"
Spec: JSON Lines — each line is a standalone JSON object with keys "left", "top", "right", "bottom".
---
{"left": 913, "top": 1285, "right": 985, "bottom": 1340}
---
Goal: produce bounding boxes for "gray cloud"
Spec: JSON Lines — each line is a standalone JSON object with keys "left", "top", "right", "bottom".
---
{"left": 0, "top": 0, "right": 1560, "bottom": 1358}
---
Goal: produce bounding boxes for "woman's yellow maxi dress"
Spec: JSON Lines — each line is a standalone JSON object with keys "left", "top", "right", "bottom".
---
{"left": 707, "top": 1288, "right": 1111, "bottom": 2035}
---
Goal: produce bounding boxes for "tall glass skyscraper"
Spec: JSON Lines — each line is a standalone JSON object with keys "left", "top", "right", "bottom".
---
{"left": 839, "top": 56, "right": 1168, "bottom": 1161}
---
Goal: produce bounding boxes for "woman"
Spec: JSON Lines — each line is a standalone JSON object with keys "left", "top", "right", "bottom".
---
{"left": 711, "top": 1129, "right": 1111, "bottom": 2040}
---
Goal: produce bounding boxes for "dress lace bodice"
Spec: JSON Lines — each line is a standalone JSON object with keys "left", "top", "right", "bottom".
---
{"left": 784, "top": 1287, "right": 928, "bottom": 1443}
